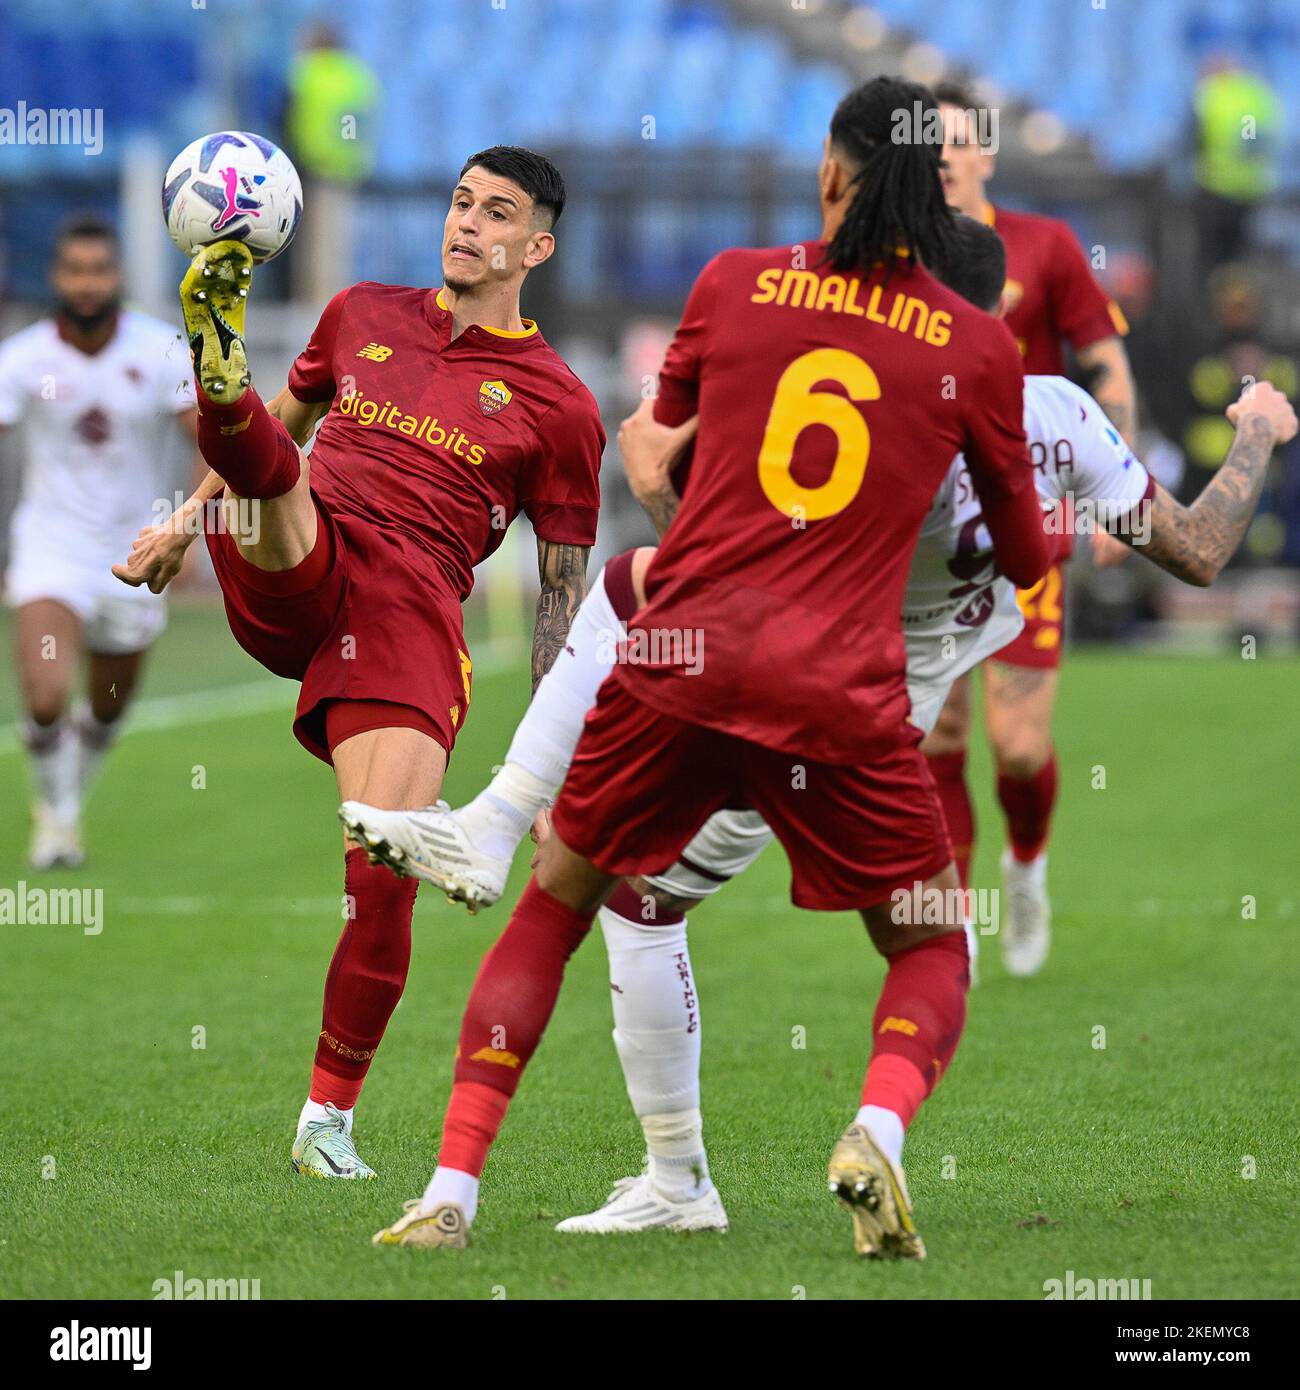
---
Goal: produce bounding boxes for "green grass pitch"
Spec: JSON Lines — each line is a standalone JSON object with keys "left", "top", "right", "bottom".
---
{"left": 0, "top": 604, "right": 1296, "bottom": 1300}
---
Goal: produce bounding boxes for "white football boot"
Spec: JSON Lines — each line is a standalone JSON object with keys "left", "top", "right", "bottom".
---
{"left": 556, "top": 1173, "right": 729, "bottom": 1234}
{"left": 29, "top": 802, "right": 84, "bottom": 871}
{"left": 1000, "top": 850, "right": 1051, "bottom": 977}
{"left": 338, "top": 799, "right": 510, "bottom": 912}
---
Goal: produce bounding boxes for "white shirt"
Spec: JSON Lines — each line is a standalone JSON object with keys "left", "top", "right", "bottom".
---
{"left": 0, "top": 310, "right": 195, "bottom": 567}
{"left": 902, "top": 374, "right": 1151, "bottom": 680}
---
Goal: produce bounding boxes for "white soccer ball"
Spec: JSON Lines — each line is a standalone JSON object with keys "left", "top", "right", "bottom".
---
{"left": 162, "top": 131, "right": 303, "bottom": 263}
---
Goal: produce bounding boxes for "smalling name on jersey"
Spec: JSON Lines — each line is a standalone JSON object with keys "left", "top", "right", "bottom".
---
{"left": 750, "top": 267, "right": 953, "bottom": 347}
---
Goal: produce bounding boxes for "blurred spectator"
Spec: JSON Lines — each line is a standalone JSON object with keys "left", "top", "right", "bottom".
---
{"left": 1181, "top": 271, "right": 1298, "bottom": 568}
{"left": 284, "top": 21, "right": 380, "bottom": 304}
{"left": 1192, "top": 56, "right": 1281, "bottom": 277}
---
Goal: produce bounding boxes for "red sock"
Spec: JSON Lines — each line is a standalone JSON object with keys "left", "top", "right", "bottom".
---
{"left": 997, "top": 751, "right": 1058, "bottom": 862}
{"left": 309, "top": 847, "right": 419, "bottom": 1109}
{"left": 195, "top": 384, "right": 300, "bottom": 499}
{"left": 861, "top": 931, "right": 969, "bottom": 1126}
{"left": 437, "top": 878, "right": 594, "bottom": 1175}
{"left": 437, "top": 1083, "right": 511, "bottom": 1178}
{"left": 926, "top": 750, "right": 975, "bottom": 891}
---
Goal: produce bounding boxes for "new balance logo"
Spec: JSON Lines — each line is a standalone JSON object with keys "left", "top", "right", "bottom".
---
{"left": 356, "top": 343, "right": 393, "bottom": 361}
{"left": 878, "top": 1016, "right": 919, "bottom": 1037}
{"left": 469, "top": 1046, "right": 521, "bottom": 1068}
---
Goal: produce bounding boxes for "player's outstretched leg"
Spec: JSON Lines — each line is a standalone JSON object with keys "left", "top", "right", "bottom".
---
{"left": 555, "top": 881, "right": 727, "bottom": 1235}
{"left": 373, "top": 838, "right": 615, "bottom": 1248}
{"left": 181, "top": 239, "right": 252, "bottom": 402}
{"left": 180, "top": 239, "right": 303, "bottom": 520}
{"left": 339, "top": 555, "right": 634, "bottom": 909}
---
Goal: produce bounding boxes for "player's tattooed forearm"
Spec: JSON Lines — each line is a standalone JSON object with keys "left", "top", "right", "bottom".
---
{"left": 532, "top": 541, "right": 590, "bottom": 692}
{"left": 1137, "top": 416, "right": 1274, "bottom": 585}
{"left": 640, "top": 484, "right": 680, "bottom": 540}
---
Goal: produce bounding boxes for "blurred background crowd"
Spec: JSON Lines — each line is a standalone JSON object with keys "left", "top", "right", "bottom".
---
{"left": 2, "top": 0, "right": 1298, "bottom": 651}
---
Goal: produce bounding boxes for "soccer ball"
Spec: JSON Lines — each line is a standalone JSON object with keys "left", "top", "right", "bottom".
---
{"left": 162, "top": 131, "right": 303, "bottom": 263}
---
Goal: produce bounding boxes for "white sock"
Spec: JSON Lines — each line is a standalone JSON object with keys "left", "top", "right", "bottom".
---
{"left": 421, "top": 1165, "right": 479, "bottom": 1224}
{"left": 1003, "top": 849, "right": 1048, "bottom": 885}
{"left": 456, "top": 566, "right": 624, "bottom": 861}
{"left": 24, "top": 717, "right": 79, "bottom": 821}
{"left": 643, "top": 1109, "right": 711, "bottom": 1202}
{"left": 73, "top": 702, "right": 120, "bottom": 800}
{"left": 855, "top": 1104, "right": 905, "bottom": 1169}
{"left": 963, "top": 917, "right": 979, "bottom": 985}
{"left": 297, "top": 1097, "right": 353, "bottom": 1136}
{"left": 503, "top": 564, "right": 622, "bottom": 788}
{"left": 598, "top": 900, "right": 710, "bottom": 1201}
{"left": 456, "top": 765, "right": 552, "bottom": 862}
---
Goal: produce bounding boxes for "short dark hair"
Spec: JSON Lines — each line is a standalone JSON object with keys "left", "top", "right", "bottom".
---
{"left": 933, "top": 81, "right": 991, "bottom": 147}
{"left": 933, "top": 80, "right": 977, "bottom": 110}
{"left": 55, "top": 212, "right": 118, "bottom": 259}
{"left": 937, "top": 214, "right": 1006, "bottom": 313}
{"left": 458, "top": 146, "right": 566, "bottom": 228}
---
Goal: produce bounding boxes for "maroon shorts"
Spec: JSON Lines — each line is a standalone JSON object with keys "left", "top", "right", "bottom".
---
{"left": 205, "top": 492, "right": 472, "bottom": 763}
{"left": 995, "top": 560, "right": 1065, "bottom": 670}
{"left": 550, "top": 677, "right": 951, "bottom": 912}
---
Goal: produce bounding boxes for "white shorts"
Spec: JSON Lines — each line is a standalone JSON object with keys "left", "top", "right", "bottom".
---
{"left": 904, "top": 605, "right": 1025, "bottom": 735}
{"left": 645, "top": 808, "right": 776, "bottom": 899}
{"left": 5, "top": 521, "right": 166, "bottom": 656}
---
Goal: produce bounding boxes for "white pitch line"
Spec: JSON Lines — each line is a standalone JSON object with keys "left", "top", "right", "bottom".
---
{"left": 0, "top": 639, "right": 524, "bottom": 756}
{"left": 85, "top": 893, "right": 1297, "bottom": 920}
{"left": 0, "top": 679, "right": 290, "bottom": 756}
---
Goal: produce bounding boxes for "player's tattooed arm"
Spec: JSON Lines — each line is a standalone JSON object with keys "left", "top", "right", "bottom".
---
{"left": 637, "top": 480, "right": 681, "bottom": 539}
{"left": 1126, "top": 383, "right": 1296, "bottom": 586}
{"left": 618, "top": 400, "right": 698, "bottom": 540}
{"left": 1077, "top": 336, "right": 1137, "bottom": 446}
{"left": 532, "top": 539, "right": 590, "bottom": 692}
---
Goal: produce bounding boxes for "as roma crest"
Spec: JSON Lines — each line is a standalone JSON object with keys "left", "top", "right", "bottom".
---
{"left": 478, "top": 379, "right": 512, "bottom": 416}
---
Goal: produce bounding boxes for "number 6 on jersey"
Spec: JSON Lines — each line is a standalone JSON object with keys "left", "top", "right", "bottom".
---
{"left": 757, "top": 348, "right": 881, "bottom": 521}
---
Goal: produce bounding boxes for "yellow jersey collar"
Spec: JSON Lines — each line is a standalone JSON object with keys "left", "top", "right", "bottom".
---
{"left": 435, "top": 288, "right": 539, "bottom": 338}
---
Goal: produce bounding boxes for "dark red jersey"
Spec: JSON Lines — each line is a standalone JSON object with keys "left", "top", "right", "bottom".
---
{"left": 987, "top": 204, "right": 1128, "bottom": 373}
{"left": 288, "top": 283, "right": 604, "bottom": 599}
{"left": 625, "top": 241, "right": 1048, "bottom": 765}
